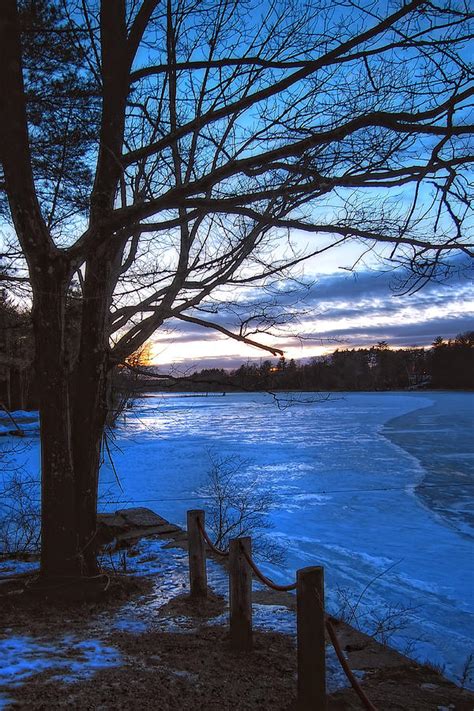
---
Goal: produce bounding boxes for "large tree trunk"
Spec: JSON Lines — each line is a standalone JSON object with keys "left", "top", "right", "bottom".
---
{"left": 34, "top": 264, "right": 112, "bottom": 579}
{"left": 70, "top": 350, "right": 109, "bottom": 576}
{"left": 34, "top": 281, "right": 78, "bottom": 578}
{"left": 70, "top": 254, "right": 116, "bottom": 575}
{"left": 37, "top": 337, "right": 109, "bottom": 579}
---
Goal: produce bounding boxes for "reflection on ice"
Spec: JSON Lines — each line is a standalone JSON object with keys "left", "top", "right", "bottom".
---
{"left": 2, "top": 391, "right": 473, "bottom": 688}
{"left": 100, "top": 391, "right": 473, "bottom": 684}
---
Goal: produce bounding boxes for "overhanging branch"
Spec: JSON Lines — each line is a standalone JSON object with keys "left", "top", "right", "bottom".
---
{"left": 176, "top": 313, "right": 284, "bottom": 356}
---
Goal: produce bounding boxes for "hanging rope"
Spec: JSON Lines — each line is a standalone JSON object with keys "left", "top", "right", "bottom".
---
{"left": 241, "top": 547, "right": 297, "bottom": 592}
{"left": 191, "top": 512, "right": 378, "bottom": 710}
{"left": 196, "top": 518, "right": 229, "bottom": 557}
{"left": 326, "top": 617, "right": 378, "bottom": 711}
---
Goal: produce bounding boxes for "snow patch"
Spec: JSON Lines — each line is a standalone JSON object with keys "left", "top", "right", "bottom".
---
{"left": 0, "top": 635, "right": 121, "bottom": 686}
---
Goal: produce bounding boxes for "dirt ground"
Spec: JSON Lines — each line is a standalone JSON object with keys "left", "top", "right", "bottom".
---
{"left": 1, "top": 575, "right": 473, "bottom": 711}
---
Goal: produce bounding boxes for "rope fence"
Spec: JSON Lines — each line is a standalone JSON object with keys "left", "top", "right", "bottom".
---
{"left": 326, "top": 617, "right": 378, "bottom": 711}
{"left": 241, "top": 547, "right": 297, "bottom": 592}
{"left": 196, "top": 517, "right": 229, "bottom": 557}
{"left": 187, "top": 508, "right": 378, "bottom": 711}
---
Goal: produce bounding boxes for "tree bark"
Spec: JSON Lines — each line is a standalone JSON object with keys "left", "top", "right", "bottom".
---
{"left": 70, "top": 339, "right": 109, "bottom": 576}
{"left": 34, "top": 274, "right": 112, "bottom": 578}
{"left": 33, "top": 275, "right": 78, "bottom": 578}
{"left": 70, "top": 251, "right": 119, "bottom": 575}
{"left": 71, "top": 363, "right": 108, "bottom": 576}
{"left": 29, "top": 247, "right": 118, "bottom": 579}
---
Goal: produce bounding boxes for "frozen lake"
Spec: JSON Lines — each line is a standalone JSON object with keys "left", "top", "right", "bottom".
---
{"left": 2, "top": 391, "right": 473, "bottom": 685}
{"left": 102, "top": 390, "right": 474, "bottom": 684}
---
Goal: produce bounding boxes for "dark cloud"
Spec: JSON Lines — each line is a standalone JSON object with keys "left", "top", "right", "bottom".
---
{"left": 152, "top": 258, "right": 474, "bottom": 367}
{"left": 311, "top": 262, "right": 473, "bottom": 304}
{"left": 156, "top": 329, "right": 217, "bottom": 345}
{"left": 243, "top": 259, "right": 473, "bottom": 311}
{"left": 313, "top": 300, "right": 401, "bottom": 322}
{"left": 281, "top": 315, "right": 474, "bottom": 349}
{"left": 211, "top": 257, "right": 473, "bottom": 343}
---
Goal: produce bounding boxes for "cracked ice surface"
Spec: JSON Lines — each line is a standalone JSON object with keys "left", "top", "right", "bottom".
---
{"left": 99, "top": 391, "right": 474, "bottom": 685}
{"left": 2, "top": 390, "right": 473, "bottom": 688}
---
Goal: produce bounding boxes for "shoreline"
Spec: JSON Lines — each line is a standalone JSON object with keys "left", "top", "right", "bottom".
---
{"left": 2, "top": 392, "right": 473, "bottom": 685}
{"left": 2, "top": 512, "right": 474, "bottom": 709}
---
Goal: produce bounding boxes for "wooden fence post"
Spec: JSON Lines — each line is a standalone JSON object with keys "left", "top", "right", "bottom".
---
{"left": 229, "top": 536, "right": 252, "bottom": 651}
{"left": 187, "top": 509, "right": 207, "bottom": 598}
{"left": 296, "top": 565, "right": 326, "bottom": 710}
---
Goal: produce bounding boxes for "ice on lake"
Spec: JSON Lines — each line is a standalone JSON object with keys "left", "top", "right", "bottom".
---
{"left": 2, "top": 391, "right": 473, "bottom": 686}
{"left": 104, "top": 390, "right": 474, "bottom": 684}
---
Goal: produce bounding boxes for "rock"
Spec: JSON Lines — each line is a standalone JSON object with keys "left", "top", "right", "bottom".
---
{"left": 113, "top": 525, "right": 181, "bottom": 547}
{"left": 115, "top": 507, "right": 169, "bottom": 528}
{"left": 97, "top": 512, "right": 129, "bottom": 530}
{"left": 96, "top": 507, "right": 181, "bottom": 549}
{"left": 96, "top": 513, "right": 129, "bottom": 544}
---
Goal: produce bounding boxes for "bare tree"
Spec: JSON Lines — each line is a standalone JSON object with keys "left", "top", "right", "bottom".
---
{"left": 202, "top": 451, "right": 283, "bottom": 564}
{"left": 0, "top": 0, "right": 472, "bottom": 583}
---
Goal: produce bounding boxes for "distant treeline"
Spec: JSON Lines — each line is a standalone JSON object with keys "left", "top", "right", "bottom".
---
{"left": 147, "top": 334, "right": 474, "bottom": 393}
{"left": 1, "top": 280, "right": 473, "bottom": 411}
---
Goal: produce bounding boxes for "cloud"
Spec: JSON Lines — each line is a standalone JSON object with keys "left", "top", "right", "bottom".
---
{"left": 155, "top": 330, "right": 217, "bottom": 345}
{"left": 246, "top": 259, "right": 473, "bottom": 310}
{"left": 283, "top": 315, "right": 474, "bottom": 348}
{"left": 151, "top": 257, "right": 474, "bottom": 367}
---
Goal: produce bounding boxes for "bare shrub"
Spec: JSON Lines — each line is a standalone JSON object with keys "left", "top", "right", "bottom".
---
{"left": 335, "top": 561, "right": 421, "bottom": 654}
{"left": 201, "top": 451, "right": 284, "bottom": 565}
{"left": 0, "top": 441, "right": 40, "bottom": 557}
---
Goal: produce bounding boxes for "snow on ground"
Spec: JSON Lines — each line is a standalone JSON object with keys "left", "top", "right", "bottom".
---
{"left": 0, "top": 537, "right": 356, "bottom": 702}
{"left": 0, "top": 560, "right": 39, "bottom": 577}
{"left": 1, "top": 391, "right": 473, "bottom": 687}
{"left": 0, "top": 541, "right": 211, "bottom": 702}
{"left": 0, "top": 410, "right": 40, "bottom": 437}
{"left": 0, "top": 635, "right": 121, "bottom": 687}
